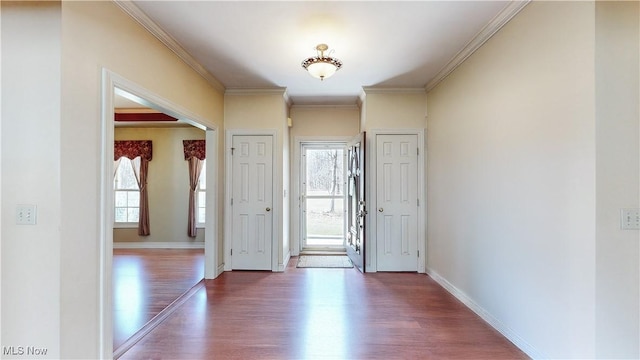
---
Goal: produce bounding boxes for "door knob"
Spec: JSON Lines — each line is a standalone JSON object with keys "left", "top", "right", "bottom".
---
{"left": 378, "top": 208, "right": 383, "bottom": 212}
{"left": 266, "top": 207, "right": 271, "bottom": 212}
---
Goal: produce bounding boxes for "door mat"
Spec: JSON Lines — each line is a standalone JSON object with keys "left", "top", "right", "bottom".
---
{"left": 296, "top": 255, "right": 353, "bottom": 268}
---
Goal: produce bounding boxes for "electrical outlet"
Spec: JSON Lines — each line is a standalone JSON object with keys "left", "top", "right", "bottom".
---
{"left": 16, "top": 204, "right": 37, "bottom": 225}
{"left": 621, "top": 208, "right": 640, "bottom": 230}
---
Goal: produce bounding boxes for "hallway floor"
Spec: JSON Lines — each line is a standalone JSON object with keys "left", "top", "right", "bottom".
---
{"left": 113, "top": 248, "right": 204, "bottom": 350}
{"left": 119, "top": 257, "right": 528, "bottom": 359}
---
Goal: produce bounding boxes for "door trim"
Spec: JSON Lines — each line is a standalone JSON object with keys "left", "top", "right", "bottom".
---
{"left": 367, "top": 129, "right": 425, "bottom": 273}
{"left": 225, "top": 129, "right": 278, "bottom": 271}
{"left": 101, "top": 69, "right": 220, "bottom": 358}
{"left": 291, "top": 136, "right": 352, "bottom": 256}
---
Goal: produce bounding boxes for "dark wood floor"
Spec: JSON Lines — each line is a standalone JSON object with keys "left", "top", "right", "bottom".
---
{"left": 113, "top": 248, "right": 204, "bottom": 350}
{"left": 119, "top": 257, "right": 528, "bottom": 360}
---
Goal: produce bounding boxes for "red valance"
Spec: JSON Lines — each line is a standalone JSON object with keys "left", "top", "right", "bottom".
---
{"left": 183, "top": 140, "right": 206, "bottom": 160}
{"left": 114, "top": 140, "right": 153, "bottom": 161}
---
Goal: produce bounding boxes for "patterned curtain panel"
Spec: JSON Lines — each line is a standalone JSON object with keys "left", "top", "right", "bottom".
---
{"left": 183, "top": 140, "right": 206, "bottom": 237}
{"left": 183, "top": 140, "right": 206, "bottom": 160}
{"left": 114, "top": 140, "right": 152, "bottom": 236}
{"left": 114, "top": 140, "right": 153, "bottom": 161}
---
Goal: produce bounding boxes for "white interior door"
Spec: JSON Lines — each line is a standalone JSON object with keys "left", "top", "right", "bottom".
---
{"left": 231, "top": 135, "right": 273, "bottom": 270}
{"left": 376, "top": 134, "right": 418, "bottom": 271}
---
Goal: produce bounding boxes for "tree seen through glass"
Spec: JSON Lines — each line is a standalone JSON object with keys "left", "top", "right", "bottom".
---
{"left": 305, "top": 148, "right": 344, "bottom": 241}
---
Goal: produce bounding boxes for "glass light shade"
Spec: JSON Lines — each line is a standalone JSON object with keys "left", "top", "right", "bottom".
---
{"left": 306, "top": 61, "right": 338, "bottom": 80}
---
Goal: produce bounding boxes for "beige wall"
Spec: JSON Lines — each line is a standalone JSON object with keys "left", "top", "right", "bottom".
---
{"left": 114, "top": 126, "right": 206, "bottom": 244}
{"left": 427, "top": 1, "right": 639, "bottom": 358}
{"left": 1, "top": 2, "right": 62, "bottom": 357}
{"left": 361, "top": 89, "right": 426, "bottom": 130}
{"left": 289, "top": 106, "right": 360, "bottom": 137}
{"left": 594, "top": 1, "right": 640, "bottom": 357}
{"left": 1, "top": 1, "right": 224, "bottom": 358}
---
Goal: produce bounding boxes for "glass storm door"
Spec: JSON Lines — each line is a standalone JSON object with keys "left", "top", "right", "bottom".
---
{"left": 346, "top": 132, "right": 366, "bottom": 272}
{"left": 301, "top": 144, "right": 346, "bottom": 251}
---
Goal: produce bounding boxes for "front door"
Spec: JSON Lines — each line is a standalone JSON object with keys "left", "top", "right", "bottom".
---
{"left": 231, "top": 135, "right": 273, "bottom": 270}
{"left": 346, "top": 132, "right": 366, "bottom": 272}
{"left": 376, "top": 134, "right": 418, "bottom": 272}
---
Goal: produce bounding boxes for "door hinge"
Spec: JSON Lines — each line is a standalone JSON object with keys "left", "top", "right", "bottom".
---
{"left": 231, "top": 198, "right": 233, "bottom": 205}
{"left": 417, "top": 147, "right": 419, "bottom": 156}
{"left": 231, "top": 147, "right": 235, "bottom": 155}
{"left": 417, "top": 250, "right": 420, "bottom": 257}
{"left": 417, "top": 198, "right": 419, "bottom": 206}
{"left": 231, "top": 249, "right": 233, "bottom": 256}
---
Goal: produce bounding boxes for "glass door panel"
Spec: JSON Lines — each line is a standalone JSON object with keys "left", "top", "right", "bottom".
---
{"left": 305, "top": 198, "right": 344, "bottom": 246}
{"left": 301, "top": 145, "right": 346, "bottom": 250}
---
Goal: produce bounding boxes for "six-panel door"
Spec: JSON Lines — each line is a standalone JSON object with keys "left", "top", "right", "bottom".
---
{"left": 231, "top": 135, "right": 273, "bottom": 270}
{"left": 376, "top": 134, "right": 419, "bottom": 272}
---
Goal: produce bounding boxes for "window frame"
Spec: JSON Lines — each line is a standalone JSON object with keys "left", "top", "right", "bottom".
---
{"left": 113, "top": 157, "right": 140, "bottom": 228}
{"left": 196, "top": 158, "right": 207, "bottom": 228}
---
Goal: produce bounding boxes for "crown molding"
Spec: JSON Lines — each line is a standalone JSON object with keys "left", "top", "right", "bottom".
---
{"left": 224, "top": 88, "right": 288, "bottom": 96}
{"left": 283, "top": 91, "right": 293, "bottom": 109}
{"left": 425, "top": 0, "right": 530, "bottom": 92}
{"left": 361, "top": 87, "right": 427, "bottom": 94}
{"left": 113, "top": 0, "right": 225, "bottom": 92}
{"left": 290, "top": 104, "right": 360, "bottom": 110}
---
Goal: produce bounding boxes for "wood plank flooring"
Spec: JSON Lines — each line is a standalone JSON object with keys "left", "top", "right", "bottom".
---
{"left": 113, "top": 248, "right": 204, "bottom": 350}
{"left": 120, "top": 257, "right": 528, "bottom": 360}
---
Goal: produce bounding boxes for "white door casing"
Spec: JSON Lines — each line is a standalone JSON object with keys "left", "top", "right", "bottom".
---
{"left": 376, "top": 134, "right": 419, "bottom": 272}
{"left": 101, "top": 70, "right": 220, "bottom": 358}
{"left": 291, "top": 136, "right": 352, "bottom": 256}
{"left": 231, "top": 135, "right": 273, "bottom": 270}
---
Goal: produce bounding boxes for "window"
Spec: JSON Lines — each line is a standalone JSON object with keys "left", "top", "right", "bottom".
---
{"left": 196, "top": 159, "right": 206, "bottom": 225}
{"left": 114, "top": 157, "right": 139, "bottom": 224}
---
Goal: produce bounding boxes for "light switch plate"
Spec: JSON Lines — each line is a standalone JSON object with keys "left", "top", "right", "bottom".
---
{"left": 621, "top": 208, "right": 640, "bottom": 230}
{"left": 16, "top": 204, "right": 37, "bottom": 225}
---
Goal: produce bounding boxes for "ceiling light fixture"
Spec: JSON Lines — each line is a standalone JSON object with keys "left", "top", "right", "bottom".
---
{"left": 301, "top": 44, "right": 342, "bottom": 81}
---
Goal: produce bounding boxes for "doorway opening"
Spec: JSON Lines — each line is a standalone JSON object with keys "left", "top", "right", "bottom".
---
{"left": 300, "top": 142, "right": 347, "bottom": 252}
{"left": 101, "top": 70, "right": 219, "bottom": 358}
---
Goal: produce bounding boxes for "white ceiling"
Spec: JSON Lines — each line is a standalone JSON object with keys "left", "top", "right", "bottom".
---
{"left": 127, "top": 1, "right": 523, "bottom": 106}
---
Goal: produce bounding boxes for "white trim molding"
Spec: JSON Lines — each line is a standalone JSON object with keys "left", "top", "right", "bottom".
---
{"left": 113, "top": 0, "right": 225, "bottom": 92}
{"left": 362, "top": 87, "right": 427, "bottom": 95}
{"left": 113, "top": 242, "right": 205, "bottom": 249}
{"left": 290, "top": 104, "right": 360, "bottom": 110}
{"left": 278, "top": 251, "right": 291, "bottom": 272}
{"left": 291, "top": 136, "right": 353, "bottom": 256}
{"left": 224, "top": 88, "right": 287, "bottom": 96}
{"left": 426, "top": 268, "right": 544, "bottom": 359}
{"left": 425, "top": 0, "right": 530, "bottom": 92}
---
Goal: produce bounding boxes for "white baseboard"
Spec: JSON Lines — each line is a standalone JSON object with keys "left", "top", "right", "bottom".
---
{"left": 216, "top": 263, "right": 225, "bottom": 277}
{"left": 113, "top": 241, "right": 205, "bottom": 249}
{"left": 278, "top": 251, "right": 291, "bottom": 272}
{"left": 426, "top": 268, "right": 544, "bottom": 359}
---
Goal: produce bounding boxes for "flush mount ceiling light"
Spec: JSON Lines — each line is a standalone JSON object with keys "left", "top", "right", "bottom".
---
{"left": 301, "top": 43, "right": 343, "bottom": 81}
